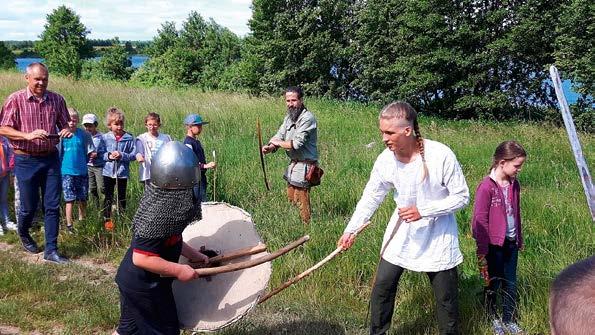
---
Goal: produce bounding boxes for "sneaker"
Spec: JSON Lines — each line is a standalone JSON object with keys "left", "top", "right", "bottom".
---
{"left": 492, "top": 319, "right": 505, "bottom": 335}
{"left": 504, "top": 322, "right": 524, "bottom": 334}
{"left": 4, "top": 221, "right": 17, "bottom": 231}
{"left": 43, "top": 251, "right": 69, "bottom": 264}
{"left": 66, "top": 225, "right": 74, "bottom": 234}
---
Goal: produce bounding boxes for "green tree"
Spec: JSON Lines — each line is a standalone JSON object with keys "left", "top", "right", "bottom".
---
{"left": 555, "top": 0, "right": 594, "bottom": 98}
{"left": 35, "top": 6, "right": 92, "bottom": 78}
{"left": 82, "top": 38, "right": 133, "bottom": 81}
{"left": 0, "top": 41, "right": 16, "bottom": 70}
{"left": 147, "top": 22, "right": 179, "bottom": 57}
{"left": 353, "top": 0, "right": 564, "bottom": 119}
{"left": 246, "top": 0, "right": 356, "bottom": 97}
{"left": 133, "top": 12, "right": 242, "bottom": 88}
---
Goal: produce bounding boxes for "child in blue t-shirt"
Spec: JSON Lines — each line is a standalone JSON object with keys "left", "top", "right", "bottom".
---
{"left": 183, "top": 114, "right": 216, "bottom": 201}
{"left": 60, "top": 108, "right": 96, "bottom": 232}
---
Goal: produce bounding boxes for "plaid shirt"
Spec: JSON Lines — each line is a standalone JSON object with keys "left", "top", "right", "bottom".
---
{"left": 0, "top": 88, "right": 70, "bottom": 153}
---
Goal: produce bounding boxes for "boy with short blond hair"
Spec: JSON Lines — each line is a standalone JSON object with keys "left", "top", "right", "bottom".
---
{"left": 60, "top": 108, "right": 96, "bottom": 232}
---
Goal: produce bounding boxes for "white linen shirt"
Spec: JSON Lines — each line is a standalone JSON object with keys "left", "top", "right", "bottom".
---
{"left": 344, "top": 139, "right": 469, "bottom": 272}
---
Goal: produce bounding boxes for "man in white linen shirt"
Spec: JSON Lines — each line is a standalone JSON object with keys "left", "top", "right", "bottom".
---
{"left": 337, "top": 101, "right": 469, "bottom": 335}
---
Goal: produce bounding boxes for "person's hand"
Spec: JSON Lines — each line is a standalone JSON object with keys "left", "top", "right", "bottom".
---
{"left": 337, "top": 233, "right": 356, "bottom": 250}
{"left": 109, "top": 151, "right": 121, "bottom": 160}
{"left": 261, "top": 144, "right": 275, "bottom": 154}
{"left": 477, "top": 254, "right": 490, "bottom": 286}
{"left": 177, "top": 264, "right": 200, "bottom": 282}
{"left": 204, "top": 161, "right": 216, "bottom": 169}
{"left": 136, "top": 153, "right": 145, "bottom": 163}
{"left": 397, "top": 206, "right": 421, "bottom": 222}
{"left": 26, "top": 129, "right": 48, "bottom": 141}
{"left": 89, "top": 152, "right": 97, "bottom": 160}
{"left": 188, "top": 252, "right": 210, "bottom": 268}
{"left": 58, "top": 128, "right": 73, "bottom": 138}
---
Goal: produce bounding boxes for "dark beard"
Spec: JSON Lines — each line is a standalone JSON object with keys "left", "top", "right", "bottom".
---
{"left": 288, "top": 106, "right": 303, "bottom": 122}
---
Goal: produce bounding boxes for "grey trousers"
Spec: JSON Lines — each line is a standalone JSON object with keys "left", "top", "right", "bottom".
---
{"left": 87, "top": 166, "right": 104, "bottom": 206}
{"left": 370, "top": 259, "right": 459, "bottom": 335}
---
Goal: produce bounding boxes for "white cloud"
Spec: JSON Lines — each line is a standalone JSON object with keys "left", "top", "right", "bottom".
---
{"left": 0, "top": 0, "right": 252, "bottom": 41}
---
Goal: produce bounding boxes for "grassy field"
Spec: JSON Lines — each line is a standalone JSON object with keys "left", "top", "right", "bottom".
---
{"left": 0, "top": 71, "right": 593, "bottom": 334}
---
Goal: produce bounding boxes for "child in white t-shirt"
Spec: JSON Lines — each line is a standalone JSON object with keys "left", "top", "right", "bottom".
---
{"left": 135, "top": 112, "right": 172, "bottom": 186}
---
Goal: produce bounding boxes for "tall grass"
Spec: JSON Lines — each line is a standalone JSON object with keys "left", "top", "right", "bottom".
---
{"left": 0, "top": 71, "right": 593, "bottom": 334}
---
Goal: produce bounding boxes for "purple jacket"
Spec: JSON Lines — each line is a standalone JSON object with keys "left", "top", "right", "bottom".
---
{"left": 471, "top": 175, "right": 523, "bottom": 255}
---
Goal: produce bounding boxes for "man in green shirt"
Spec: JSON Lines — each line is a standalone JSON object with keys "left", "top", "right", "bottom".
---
{"left": 262, "top": 86, "right": 319, "bottom": 224}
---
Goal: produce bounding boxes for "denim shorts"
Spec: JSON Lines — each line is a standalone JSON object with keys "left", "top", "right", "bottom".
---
{"left": 62, "top": 174, "right": 89, "bottom": 202}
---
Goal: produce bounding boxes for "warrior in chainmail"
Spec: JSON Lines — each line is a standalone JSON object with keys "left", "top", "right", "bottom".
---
{"left": 114, "top": 141, "right": 209, "bottom": 335}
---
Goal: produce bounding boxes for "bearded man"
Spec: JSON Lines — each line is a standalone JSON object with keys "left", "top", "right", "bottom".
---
{"left": 262, "top": 86, "right": 319, "bottom": 224}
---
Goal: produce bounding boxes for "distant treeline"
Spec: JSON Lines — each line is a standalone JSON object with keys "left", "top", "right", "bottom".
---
{"left": 0, "top": 1, "right": 592, "bottom": 130}
{"left": 3, "top": 39, "right": 150, "bottom": 57}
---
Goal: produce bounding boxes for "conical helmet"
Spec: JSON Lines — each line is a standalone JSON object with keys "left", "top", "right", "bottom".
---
{"left": 150, "top": 141, "right": 200, "bottom": 189}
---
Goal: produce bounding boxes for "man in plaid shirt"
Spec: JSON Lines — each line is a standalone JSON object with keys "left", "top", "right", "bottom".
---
{"left": 0, "top": 62, "right": 72, "bottom": 264}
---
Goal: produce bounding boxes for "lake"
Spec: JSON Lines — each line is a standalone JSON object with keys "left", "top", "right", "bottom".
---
{"left": 16, "top": 55, "right": 148, "bottom": 71}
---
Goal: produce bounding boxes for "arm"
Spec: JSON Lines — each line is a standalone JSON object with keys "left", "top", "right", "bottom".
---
{"left": 132, "top": 252, "right": 198, "bottom": 282}
{"left": 135, "top": 137, "right": 145, "bottom": 162}
{"left": 416, "top": 151, "right": 470, "bottom": 218}
{"left": 471, "top": 182, "right": 491, "bottom": 256}
{"left": 181, "top": 242, "right": 209, "bottom": 266}
{"left": 118, "top": 135, "right": 137, "bottom": 162}
{"left": 339, "top": 157, "right": 393, "bottom": 249}
{"left": 288, "top": 114, "right": 315, "bottom": 151}
{"left": 0, "top": 126, "right": 47, "bottom": 141}
{"left": 262, "top": 119, "right": 288, "bottom": 154}
{"left": 102, "top": 135, "right": 113, "bottom": 161}
{"left": 84, "top": 131, "right": 96, "bottom": 157}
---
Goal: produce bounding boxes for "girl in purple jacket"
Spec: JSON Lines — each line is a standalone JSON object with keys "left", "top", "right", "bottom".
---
{"left": 472, "top": 141, "right": 527, "bottom": 335}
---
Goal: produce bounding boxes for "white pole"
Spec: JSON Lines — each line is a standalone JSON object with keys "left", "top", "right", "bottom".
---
{"left": 549, "top": 65, "right": 595, "bottom": 221}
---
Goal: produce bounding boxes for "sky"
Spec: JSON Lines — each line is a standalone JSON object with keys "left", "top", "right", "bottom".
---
{"left": 0, "top": 0, "right": 253, "bottom": 41}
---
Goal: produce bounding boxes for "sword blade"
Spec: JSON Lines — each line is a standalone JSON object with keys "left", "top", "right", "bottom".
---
{"left": 550, "top": 65, "right": 595, "bottom": 221}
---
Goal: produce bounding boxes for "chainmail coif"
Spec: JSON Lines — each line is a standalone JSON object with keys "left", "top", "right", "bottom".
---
{"left": 132, "top": 183, "right": 202, "bottom": 239}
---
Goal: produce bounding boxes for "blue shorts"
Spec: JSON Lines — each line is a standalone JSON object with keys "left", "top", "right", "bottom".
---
{"left": 62, "top": 174, "right": 89, "bottom": 202}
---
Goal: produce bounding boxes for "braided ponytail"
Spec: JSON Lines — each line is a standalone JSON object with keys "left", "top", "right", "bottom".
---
{"left": 413, "top": 119, "right": 429, "bottom": 182}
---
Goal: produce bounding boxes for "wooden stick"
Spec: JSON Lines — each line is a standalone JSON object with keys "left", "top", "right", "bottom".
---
{"left": 256, "top": 118, "right": 271, "bottom": 191}
{"left": 194, "top": 235, "right": 309, "bottom": 276}
{"left": 258, "top": 221, "right": 371, "bottom": 304}
{"left": 212, "top": 150, "right": 217, "bottom": 202}
{"left": 208, "top": 243, "right": 267, "bottom": 264}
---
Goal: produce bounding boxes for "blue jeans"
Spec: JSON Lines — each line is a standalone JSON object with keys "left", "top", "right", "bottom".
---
{"left": 485, "top": 239, "right": 519, "bottom": 322}
{"left": 193, "top": 182, "right": 207, "bottom": 203}
{"left": 0, "top": 174, "right": 10, "bottom": 223}
{"left": 14, "top": 153, "right": 62, "bottom": 254}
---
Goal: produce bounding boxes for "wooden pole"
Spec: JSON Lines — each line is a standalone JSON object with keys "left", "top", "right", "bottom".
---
{"left": 549, "top": 65, "right": 595, "bottom": 221}
{"left": 208, "top": 243, "right": 267, "bottom": 264}
{"left": 212, "top": 150, "right": 217, "bottom": 202}
{"left": 258, "top": 221, "right": 371, "bottom": 304}
{"left": 194, "top": 235, "right": 309, "bottom": 276}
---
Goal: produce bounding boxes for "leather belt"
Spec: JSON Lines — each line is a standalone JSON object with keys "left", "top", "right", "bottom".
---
{"left": 14, "top": 149, "right": 57, "bottom": 157}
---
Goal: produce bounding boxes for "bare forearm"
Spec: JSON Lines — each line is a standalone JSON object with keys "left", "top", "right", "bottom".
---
{"left": 132, "top": 252, "right": 183, "bottom": 277}
{"left": 0, "top": 126, "right": 28, "bottom": 141}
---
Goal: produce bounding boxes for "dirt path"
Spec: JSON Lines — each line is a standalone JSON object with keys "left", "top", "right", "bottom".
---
{"left": 0, "top": 241, "right": 117, "bottom": 276}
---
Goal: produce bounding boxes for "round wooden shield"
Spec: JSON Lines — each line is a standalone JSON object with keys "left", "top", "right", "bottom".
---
{"left": 172, "top": 202, "right": 272, "bottom": 332}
